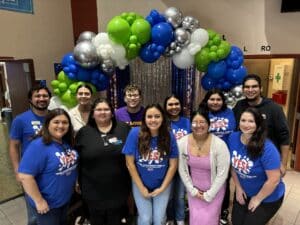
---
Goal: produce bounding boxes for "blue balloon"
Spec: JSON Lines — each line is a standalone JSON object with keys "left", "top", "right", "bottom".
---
{"left": 67, "top": 72, "right": 77, "bottom": 80}
{"left": 151, "top": 22, "right": 174, "bottom": 47}
{"left": 77, "top": 67, "right": 92, "bottom": 82}
{"left": 140, "top": 44, "right": 160, "bottom": 63}
{"left": 201, "top": 74, "right": 217, "bottom": 91}
{"left": 222, "top": 81, "right": 233, "bottom": 91}
{"left": 61, "top": 53, "right": 76, "bottom": 67}
{"left": 207, "top": 60, "right": 227, "bottom": 80}
{"left": 225, "top": 65, "right": 247, "bottom": 85}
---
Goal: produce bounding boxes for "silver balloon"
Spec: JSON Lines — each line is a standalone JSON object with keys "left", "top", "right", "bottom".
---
{"left": 164, "top": 7, "right": 183, "bottom": 28}
{"left": 175, "top": 28, "right": 191, "bottom": 47}
{"left": 182, "top": 16, "right": 199, "bottom": 32}
{"left": 101, "top": 58, "right": 115, "bottom": 75}
{"left": 77, "top": 31, "right": 96, "bottom": 44}
{"left": 175, "top": 46, "right": 182, "bottom": 53}
{"left": 73, "top": 41, "right": 99, "bottom": 68}
{"left": 226, "top": 96, "right": 234, "bottom": 105}
{"left": 231, "top": 85, "right": 243, "bottom": 99}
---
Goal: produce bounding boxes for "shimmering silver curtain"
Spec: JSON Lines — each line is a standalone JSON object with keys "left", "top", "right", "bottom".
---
{"left": 130, "top": 57, "right": 172, "bottom": 106}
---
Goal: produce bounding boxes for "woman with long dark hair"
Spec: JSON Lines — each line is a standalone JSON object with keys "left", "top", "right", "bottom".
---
{"left": 122, "top": 103, "right": 178, "bottom": 225}
{"left": 75, "top": 98, "right": 131, "bottom": 225}
{"left": 18, "top": 108, "right": 78, "bottom": 225}
{"left": 228, "top": 107, "right": 285, "bottom": 225}
{"left": 164, "top": 95, "right": 191, "bottom": 225}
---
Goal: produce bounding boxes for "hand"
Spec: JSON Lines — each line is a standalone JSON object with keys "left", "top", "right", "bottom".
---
{"left": 35, "top": 198, "right": 49, "bottom": 214}
{"left": 235, "top": 186, "right": 247, "bottom": 205}
{"left": 248, "top": 196, "right": 262, "bottom": 212}
{"left": 280, "top": 163, "right": 286, "bottom": 177}
{"left": 196, "top": 190, "right": 204, "bottom": 200}
{"left": 140, "top": 186, "right": 151, "bottom": 198}
{"left": 150, "top": 187, "right": 164, "bottom": 197}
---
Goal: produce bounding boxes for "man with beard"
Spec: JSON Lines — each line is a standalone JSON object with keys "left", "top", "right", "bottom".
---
{"left": 9, "top": 84, "right": 51, "bottom": 225}
{"left": 233, "top": 74, "right": 290, "bottom": 176}
{"left": 115, "top": 84, "right": 144, "bottom": 127}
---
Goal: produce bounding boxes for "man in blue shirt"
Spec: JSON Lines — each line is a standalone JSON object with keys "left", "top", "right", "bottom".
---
{"left": 9, "top": 84, "right": 51, "bottom": 225}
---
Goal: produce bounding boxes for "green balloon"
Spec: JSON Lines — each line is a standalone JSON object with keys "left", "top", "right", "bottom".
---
{"left": 207, "top": 29, "right": 216, "bottom": 39}
{"left": 69, "top": 83, "right": 78, "bottom": 94}
{"left": 61, "top": 90, "right": 77, "bottom": 108}
{"left": 213, "top": 35, "right": 221, "bottom": 45}
{"left": 107, "top": 16, "right": 131, "bottom": 45}
{"left": 129, "top": 35, "right": 138, "bottom": 44}
{"left": 53, "top": 88, "right": 61, "bottom": 96}
{"left": 217, "top": 48, "right": 225, "bottom": 59}
{"left": 126, "top": 43, "right": 139, "bottom": 60}
{"left": 51, "top": 80, "right": 60, "bottom": 89}
{"left": 58, "top": 82, "right": 68, "bottom": 92}
{"left": 209, "top": 52, "right": 218, "bottom": 61}
{"left": 57, "top": 71, "right": 72, "bottom": 85}
{"left": 210, "top": 45, "right": 218, "bottom": 52}
{"left": 131, "top": 19, "right": 151, "bottom": 44}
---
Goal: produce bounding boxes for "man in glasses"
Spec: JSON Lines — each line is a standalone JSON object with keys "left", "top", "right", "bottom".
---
{"left": 9, "top": 84, "right": 51, "bottom": 225}
{"left": 115, "top": 84, "right": 144, "bottom": 127}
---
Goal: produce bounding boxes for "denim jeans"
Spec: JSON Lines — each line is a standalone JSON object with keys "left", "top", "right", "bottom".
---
{"left": 132, "top": 182, "right": 171, "bottom": 225}
{"left": 27, "top": 202, "right": 69, "bottom": 225}
{"left": 25, "top": 198, "right": 38, "bottom": 225}
{"left": 167, "top": 173, "right": 186, "bottom": 221}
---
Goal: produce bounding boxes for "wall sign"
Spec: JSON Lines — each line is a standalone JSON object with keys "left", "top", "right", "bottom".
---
{"left": 0, "top": 0, "right": 33, "bottom": 14}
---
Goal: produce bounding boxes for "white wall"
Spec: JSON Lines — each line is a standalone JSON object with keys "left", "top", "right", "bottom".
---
{"left": 0, "top": 0, "right": 74, "bottom": 85}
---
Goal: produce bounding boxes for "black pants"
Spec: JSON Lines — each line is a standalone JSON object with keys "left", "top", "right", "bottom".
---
{"left": 231, "top": 195, "right": 284, "bottom": 225}
{"left": 87, "top": 204, "right": 122, "bottom": 225}
{"left": 221, "top": 172, "right": 231, "bottom": 212}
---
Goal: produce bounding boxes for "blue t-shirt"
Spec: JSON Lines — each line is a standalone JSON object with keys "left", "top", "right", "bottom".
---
{"left": 228, "top": 132, "right": 285, "bottom": 202}
{"left": 18, "top": 137, "right": 78, "bottom": 209}
{"left": 10, "top": 110, "right": 45, "bottom": 155}
{"left": 209, "top": 108, "right": 236, "bottom": 144}
{"left": 170, "top": 116, "right": 191, "bottom": 140}
{"left": 122, "top": 127, "right": 178, "bottom": 190}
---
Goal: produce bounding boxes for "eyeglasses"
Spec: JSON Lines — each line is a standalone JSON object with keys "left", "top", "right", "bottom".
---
{"left": 191, "top": 121, "right": 207, "bottom": 127}
{"left": 126, "top": 94, "right": 140, "bottom": 98}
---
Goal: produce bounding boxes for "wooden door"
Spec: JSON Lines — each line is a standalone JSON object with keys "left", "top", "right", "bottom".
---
{"left": 0, "top": 59, "right": 35, "bottom": 118}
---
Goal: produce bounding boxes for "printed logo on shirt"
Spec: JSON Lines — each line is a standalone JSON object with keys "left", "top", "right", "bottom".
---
{"left": 231, "top": 150, "right": 255, "bottom": 179}
{"left": 209, "top": 117, "right": 229, "bottom": 133}
{"left": 138, "top": 147, "right": 166, "bottom": 171}
{"left": 128, "top": 121, "right": 142, "bottom": 127}
{"left": 108, "top": 137, "right": 123, "bottom": 145}
{"left": 31, "top": 120, "right": 42, "bottom": 135}
{"left": 173, "top": 128, "right": 188, "bottom": 140}
{"left": 55, "top": 149, "right": 78, "bottom": 176}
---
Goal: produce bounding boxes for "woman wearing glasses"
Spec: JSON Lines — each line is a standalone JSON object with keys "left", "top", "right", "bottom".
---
{"left": 75, "top": 98, "right": 131, "bottom": 225}
{"left": 178, "top": 107, "right": 230, "bottom": 225}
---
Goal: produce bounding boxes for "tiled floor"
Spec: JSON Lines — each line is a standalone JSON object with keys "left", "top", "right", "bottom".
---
{"left": 1, "top": 170, "right": 300, "bottom": 225}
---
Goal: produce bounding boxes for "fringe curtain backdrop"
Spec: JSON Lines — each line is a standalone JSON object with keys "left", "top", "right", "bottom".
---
{"left": 130, "top": 57, "right": 172, "bottom": 106}
{"left": 107, "top": 59, "right": 205, "bottom": 116}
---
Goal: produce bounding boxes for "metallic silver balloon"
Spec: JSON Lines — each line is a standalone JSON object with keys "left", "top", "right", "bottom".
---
{"left": 182, "top": 16, "right": 199, "bottom": 32}
{"left": 101, "top": 58, "right": 115, "bottom": 75}
{"left": 231, "top": 85, "right": 243, "bottom": 99}
{"left": 226, "top": 96, "right": 234, "bottom": 105}
{"left": 77, "top": 31, "right": 96, "bottom": 44}
{"left": 73, "top": 41, "right": 99, "bottom": 68}
{"left": 175, "top": 28, "right": 191, "bottom": 47}
{"left": 164, "top": 7, "right": 183, "bottom": 28}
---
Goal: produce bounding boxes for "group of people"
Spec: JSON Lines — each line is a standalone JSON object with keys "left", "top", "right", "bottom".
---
{"left": 8, "top": 74, "right": 289, "bottom": 225}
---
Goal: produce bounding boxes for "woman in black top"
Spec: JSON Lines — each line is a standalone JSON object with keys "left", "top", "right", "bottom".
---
{"left": 75, "top": 98, "right": 131, "bottom": 225}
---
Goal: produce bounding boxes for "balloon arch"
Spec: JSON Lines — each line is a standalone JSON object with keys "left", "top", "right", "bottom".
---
{"left": 51, "top": 7, "right": 247, "bottom": 108}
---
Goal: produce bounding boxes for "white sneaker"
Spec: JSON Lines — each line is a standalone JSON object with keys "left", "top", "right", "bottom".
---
{"left": 177, "top": 221, "right": 185, "bottom": 225}
{"left": 166, "top": 221, "right": 175, "bottom": 225}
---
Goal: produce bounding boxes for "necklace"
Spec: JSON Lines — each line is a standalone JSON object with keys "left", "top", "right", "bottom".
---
{"left": 192, "top": 133, "right": 210, "bottom": 152}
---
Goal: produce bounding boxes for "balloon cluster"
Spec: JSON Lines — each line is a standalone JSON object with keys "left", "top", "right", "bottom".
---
{"left": 224, "top": 85, "right": 244, "bottom": 108}
{"left": 51, "top": 71, "right": 96, "bottom": 108}
{"left": 201, "top": 46, "right": 247, "bottom": 91}
{"left": 52, "top": 7, "right": 248, "bottom": 107}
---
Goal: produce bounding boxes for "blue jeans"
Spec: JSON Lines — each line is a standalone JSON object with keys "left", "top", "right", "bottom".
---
{"left": 167, "top": 173, "right": 186, "bottom": 221}
{"left": 25, "top": 197, "right": 38, "bottom": 225}
{"left": 36, "top": 204, "right": 68, "bottom": 225}
{"left": 132, "top": 182, "right": 171, "bottom": 225}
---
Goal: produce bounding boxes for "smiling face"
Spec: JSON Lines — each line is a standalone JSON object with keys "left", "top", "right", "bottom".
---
{"left": 93, "top": 102, "right": 113, "bottom": 125}
{"left": 48, "top": 114, "right": 70, "bottom": 143}
{"left": 76, "top": 86, "right": 92, "bottom": 106}
{"left": 239, "top": 112, "right": 257, "bottom": 135}
{"left": 124, "top": 90, "right": 141, "bottom": 110}
{"left": 243, "top": 79, "right": 262, "bottom": 102}
{"left": 207, "top": 93, "right": 223, "bottom": 112}
{"left": 145, "top": 107, "right": 163, "bottom": 135}
{"left": 166, "top": 97, "right": 181, "bottom": 120}
{"left": 191, "top": 114, "right": 209, "bottom": 137}
{"left": 30, "top": 89, "right": 50, "bottom": 111}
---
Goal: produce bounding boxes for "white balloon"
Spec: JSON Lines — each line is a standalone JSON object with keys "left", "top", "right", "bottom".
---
{"left": 187, "top": 43, "right": 202, "bottom": 55}
{"left": 172, "top": 48, "right": 194, "bottom": 69}
{"left": 191, "top": 28, "right": 209, "bottom": 47}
